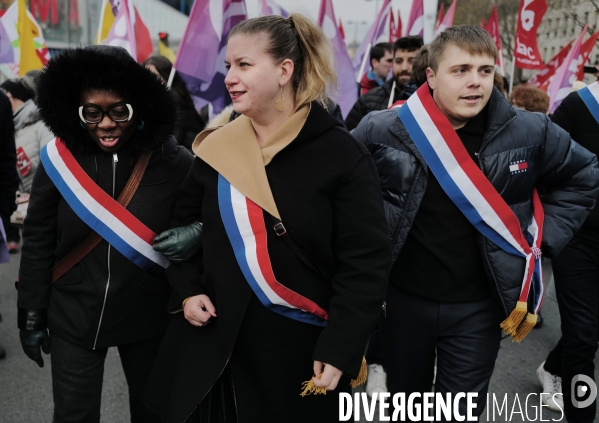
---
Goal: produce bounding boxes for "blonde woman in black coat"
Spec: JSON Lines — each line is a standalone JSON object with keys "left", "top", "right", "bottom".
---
{"left": 145, "top": 14, "right": 390, "bottom": 423}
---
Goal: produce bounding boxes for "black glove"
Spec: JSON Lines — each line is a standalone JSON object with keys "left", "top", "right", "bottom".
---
{"left": 20, "top": 329, "right": 50, "bottom": 368}
{"left": 153, "top": 222, "right": 203, "bottom": 263}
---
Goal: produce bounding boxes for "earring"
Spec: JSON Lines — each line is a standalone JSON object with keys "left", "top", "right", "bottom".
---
{"left": 79, "top": 121, "right": 86, "bottom": 129}
{"left": 275, "top": 86, "right": 288, "bottom": 111}
{"left": 137, "top": 120, "right": 145, "bottom": 130}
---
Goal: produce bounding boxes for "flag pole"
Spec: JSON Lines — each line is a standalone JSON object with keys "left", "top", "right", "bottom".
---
{"left": 357, "top": 42, "right": 372, "bottom": 83}
{"left": 166, "top": 67, "right": 176, "bottom": 89}
{"left": 509, "top": 36, "right": 517, "bottom": 94}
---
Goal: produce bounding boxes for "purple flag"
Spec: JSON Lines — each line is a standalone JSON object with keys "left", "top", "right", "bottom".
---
{"left": 0, "top": 19, "right": 14, "bottom": 65}
{"left": 318, "top": 0, "right": 357, "bottom": 118}
{"left": 548, "top": 24, "right": 587, "bottom": 114}
{"left": 0, "top": 219, "right": 8, "bottom": 263}
{"left": 259, "top": 0, "right": 289, "bottom": 17}
{"left": 351, "top": 0, "right": 391, "bottom": 81}
{"left": 406, "top": 0, "right": 424, "bottom": 36}
{"left": 174, "top": 0, "right": 247, "bottom": 114}
{"left": 104, "top": 0, "right": 137, "bottom": 60}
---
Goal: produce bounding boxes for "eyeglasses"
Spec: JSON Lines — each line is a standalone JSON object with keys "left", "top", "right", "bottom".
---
{"left": 78, "top": 102, "right": 133, "bottom": 124}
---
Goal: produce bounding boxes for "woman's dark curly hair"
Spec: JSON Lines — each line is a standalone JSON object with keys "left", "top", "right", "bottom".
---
{"left": 37, "top": 45, "right": 177, "bottom": 155}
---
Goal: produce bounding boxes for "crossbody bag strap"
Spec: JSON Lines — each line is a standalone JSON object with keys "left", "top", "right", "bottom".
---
{"left": 51, "top": 152, "right": 152, "bottom": 283}
{"left": 267, "top": 214, "right": 329, "bottom": 279}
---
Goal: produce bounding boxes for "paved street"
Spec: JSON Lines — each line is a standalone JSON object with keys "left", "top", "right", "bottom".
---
{"left": 1, "top": 253, "right": 597, "bottom": 422}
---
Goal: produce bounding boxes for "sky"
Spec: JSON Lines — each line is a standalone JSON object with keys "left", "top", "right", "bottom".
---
{"left": 244, "top": 0, "right": 440, "bottom": 45}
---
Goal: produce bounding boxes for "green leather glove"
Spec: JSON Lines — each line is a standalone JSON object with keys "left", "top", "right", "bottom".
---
{"left": 20, "top": 329, "right": 50, "bottom": 368}
{"left": 153, "top": 222, "right": 203, "bottom": 263}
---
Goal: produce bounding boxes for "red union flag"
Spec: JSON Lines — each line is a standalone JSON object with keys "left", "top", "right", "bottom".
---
{"left": 514, "top": 0, "right": 547, "bottom": 69}
{"left": 483, "top": 6, "right": 503, "bottom": 72}
{"left": 575, "top": 30, "right": 599, "bottom": 80}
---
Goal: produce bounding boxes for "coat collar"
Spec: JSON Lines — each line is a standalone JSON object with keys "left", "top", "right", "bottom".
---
{"left": 192, "top": 105, "right": 310, "bottom": 219}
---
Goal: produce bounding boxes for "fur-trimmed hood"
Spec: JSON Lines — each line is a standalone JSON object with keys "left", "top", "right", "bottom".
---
{"left": 37, "top": 45, "right": 177, "bottom": 155}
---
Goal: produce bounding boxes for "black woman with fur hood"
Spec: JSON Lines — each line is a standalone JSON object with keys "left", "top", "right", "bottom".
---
{"left": 16, "top": 45, "right": 193, "bottom": 422}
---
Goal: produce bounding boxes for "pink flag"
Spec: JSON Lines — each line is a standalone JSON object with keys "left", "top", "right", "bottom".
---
{"left": 133, "top": 6, "right": 152, "bottom": 62}
{"left": 548, "top": 25, "right": 588, "bottom": 113}
{"left": 514, "top": 0, "right": 547, "bottom": 69}
{"left": 406, "top": 0, "right": 424, "bottom": 37}
{"left": 483, "top": 6, "right": 504, "bottom": 73}
{"left": 527, "top": 41, "right": 573, "bottom": 90}
{"left": 434, "top": 0, "right": 456, "bottom": 37}
{"left": 351, "top": 0, "right": 391, "bottom": 80}
{"left": 434, "top": 3, "right": 445, "bottom": 33}
{"left": 318, "top": 0, "right": 357, "bottom": 118}
{"left": 105, "top": 0, "right": 137, "bottom": 60}
{"left": 174, "top": 0, "right": 247, "bottom": 114}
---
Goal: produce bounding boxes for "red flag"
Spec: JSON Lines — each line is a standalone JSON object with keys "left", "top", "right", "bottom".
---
{"left": 514, "top": 0, "right": 547, "bottom": 69}
{"left": 133, "top": 6, "right": 153, "bottom": 63}
{"left": 575, "top": 30, "right": 599, "bottom": 80}
{"left": 339, "top": 18, "right": 345, "bottom": 41}
{"left": 435, "top": 3, "right": 445, "bottom": 33}
{"left": 397, "top": 9, "right": 402, "bottom": 39}
{"left": 483, "top": 6, "right": 503, "bottom": 72}
{"left": 527, "top": 41, "right": 573, "bottom": 90}
{"left": 389, "top": 7, "right": 397, "bottom": 42}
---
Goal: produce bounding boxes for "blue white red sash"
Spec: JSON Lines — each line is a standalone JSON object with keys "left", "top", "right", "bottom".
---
{"left": 398, "top": 84, "right": 544, "bottom": 336}
{"left": 217, "top": 174, "right": 328, "bottom": 327}
{"left": 578, "top": 81, "right": 599, "bottom": 125}
{"left": 40, "top": 139, "right": 169, "bottom": 274}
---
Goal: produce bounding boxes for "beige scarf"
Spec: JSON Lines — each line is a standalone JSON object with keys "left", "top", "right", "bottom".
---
{"left": 192, "top": 105, "right": 310, "bottom": 220}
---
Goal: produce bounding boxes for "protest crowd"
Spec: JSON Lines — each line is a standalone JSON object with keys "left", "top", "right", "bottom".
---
{"left": 2, "top": 0, "right": 599, "bottom": 422}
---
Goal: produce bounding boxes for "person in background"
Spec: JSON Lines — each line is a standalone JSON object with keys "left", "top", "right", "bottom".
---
{"left": 509, "top": 84, "right": 549, "bottom": 113}
{"left": 17, "top": 45, "right": 193, "bottom": 422}
{"left": 142, "top": 55, "right": 206, "bottom": 151}
{"left": 359, "top": 42, "right": 393, "bottom": 95}
{"left": 493, "top": 72, "right": 507, "bottom": 97}
{"left": 144, "top": 14, "right": 389, "bottom": 422}
{"left": 0, "top": 78, "right": 53, "bottom": 254}
{"left": 345, "top": 36, "right": 423, "bottom": 131}
{"left": 535, "top": 79, "right": 599, "bottom": 421}
{"left": 0, "top": 89, "right": 19, "bottom": 360}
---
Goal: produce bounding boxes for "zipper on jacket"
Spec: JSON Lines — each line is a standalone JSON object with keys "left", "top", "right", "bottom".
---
{"left": 93, "top": 153, "right": 118, "bottom": 350}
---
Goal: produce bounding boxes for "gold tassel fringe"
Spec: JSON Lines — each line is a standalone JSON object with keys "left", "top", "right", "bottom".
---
{"left": 350, "top": 357, "right": 368, "bottom": 388}
{"left": 300, "top": 373, "right": 327, "bottom": 397}
{"left": 512, "top": 313, "right": 537, "bottom": 342}
{"left": 500, "top": 301, "right": 528, "bottom": 335}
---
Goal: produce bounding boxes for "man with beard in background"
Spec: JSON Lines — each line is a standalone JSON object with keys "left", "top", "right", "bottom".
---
{"left": 345, "top": 36, "right": 423, "bottom": 131}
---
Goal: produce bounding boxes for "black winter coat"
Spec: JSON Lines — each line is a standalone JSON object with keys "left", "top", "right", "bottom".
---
{"left": 352, "top": 87, "right": 599, "bottom": 316}
{"left": 0, "top": 91, "right": 19, "bottom": 228}
{"left": 144, "top": 103, "right": 390, "bottom": 422}
{"left": 551, "top": 89, "right": 599, "bottom": 250}
{"left": 344, "top": 80, "right": 416, "bottom": 131}
{"left": 17, "top": 138, "right": 193, "bottom": 349}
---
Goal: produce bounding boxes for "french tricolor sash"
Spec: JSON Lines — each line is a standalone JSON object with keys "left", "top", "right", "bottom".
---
{"left": 40, "top": 139, "right": 169, "bottom": 275}
{"left": 398, "top": 84, "right": 544, "bottom": 341}
{"left": 578, "top": 81, "right": 599, "bottom": 125}
{"left": 217, "top": 174, "right": 328, "bottom": 327}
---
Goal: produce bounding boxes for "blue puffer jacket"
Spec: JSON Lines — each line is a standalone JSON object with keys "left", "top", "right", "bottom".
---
{"left": 352, "top": 87, "right": 599, "bottom": 316}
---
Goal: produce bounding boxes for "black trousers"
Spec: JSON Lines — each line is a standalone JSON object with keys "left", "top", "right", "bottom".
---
{"left": 51, "top": 335, "right": 163, "bottom": 423}
{"left": 381, "top": 285, "right": 503, "bottom": 422}
{"left": 544, "top": 239, "right": 599, "bottom": 423}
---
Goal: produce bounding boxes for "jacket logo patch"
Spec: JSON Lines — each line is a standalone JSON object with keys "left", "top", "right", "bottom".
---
{"left": 509, "top": 160, "right": 528, "bottom": 174}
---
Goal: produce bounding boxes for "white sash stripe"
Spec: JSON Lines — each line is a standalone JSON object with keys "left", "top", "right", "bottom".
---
{"left": 230, "top": 185, "right": 297, "bottom": 309}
